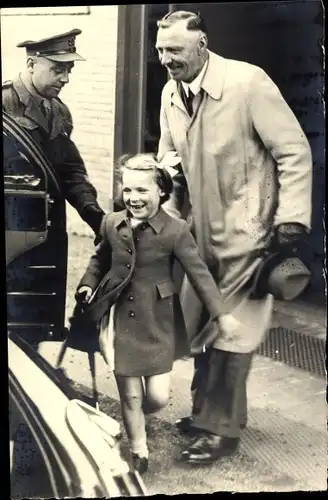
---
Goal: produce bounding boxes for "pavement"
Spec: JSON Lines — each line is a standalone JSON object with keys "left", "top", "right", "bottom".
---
{"left": 37, "top": 336, "right": 327, "bottom": 493}
{"left": 11, "top": 233, "right": 328, "bottom": 494}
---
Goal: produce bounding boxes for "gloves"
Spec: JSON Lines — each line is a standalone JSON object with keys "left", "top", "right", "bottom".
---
{"left": 75, "top": 286, "right": 93, "bottom": 305}
{"left": 274, "top": 223, "right": 308, "bottom": 249}
{"left": 81, "top": 206, "right": 105, "bottom": 237}
{"left": 94, "top": 233, "right": 102, "bottom": 246}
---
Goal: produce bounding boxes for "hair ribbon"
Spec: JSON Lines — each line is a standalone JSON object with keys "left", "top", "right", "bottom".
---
{"left": 157, "top": 151, "right": 182, "bottom": 178}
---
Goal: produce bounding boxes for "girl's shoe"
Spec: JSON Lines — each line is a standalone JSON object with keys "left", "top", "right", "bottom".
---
{"left": 131, "top": 453, "right": 148, "bottom": 475}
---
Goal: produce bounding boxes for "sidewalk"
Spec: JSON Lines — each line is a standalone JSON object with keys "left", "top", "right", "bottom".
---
{"left": 272, "top": 298, "right": 326, "bottom": 340}
{"left": 57, "top": 234, "right": 327, "bottom": 492}
{"left": 39, "top": 342, "right": 327, "bottom": 493}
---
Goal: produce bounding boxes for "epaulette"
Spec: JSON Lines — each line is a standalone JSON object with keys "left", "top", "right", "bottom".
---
{"left": 2, "top": 80, "right": 14, "bottom": 88}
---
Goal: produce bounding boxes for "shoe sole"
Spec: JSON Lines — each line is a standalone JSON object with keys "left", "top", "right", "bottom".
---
{"left": 180, "top": 446, "right": 239, "bottom": 465}
{"left": 182, "top": 454, "right": 237, "bottom": 465}
{"left": 176, "top": 424, "right": 246, "bottom": 434}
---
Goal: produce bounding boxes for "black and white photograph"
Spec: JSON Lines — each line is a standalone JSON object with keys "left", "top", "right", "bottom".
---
{"left": 2, "top": 2, "right": 326, "bottom": 497}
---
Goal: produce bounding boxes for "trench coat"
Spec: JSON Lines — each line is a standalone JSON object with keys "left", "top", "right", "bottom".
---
{"left": 158, "top": 51, "right": 312, "bottom": 353}
{"left": 2, "top": 75, "right": 104, "bottom": 234}
{"left": 77, "top": 208, "right": 226, "bottom": 376}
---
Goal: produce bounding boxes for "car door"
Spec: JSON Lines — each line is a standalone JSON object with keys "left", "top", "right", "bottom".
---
{"left": 4, "top": 112, "right": 67, "bottom": 343}
{"left": 9, "top": 331, "right": 147, "bottom": 498}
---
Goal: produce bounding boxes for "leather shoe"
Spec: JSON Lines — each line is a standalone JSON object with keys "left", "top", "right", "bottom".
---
{"left": 180, "top": 433, "right": 240, "bottom": 464}
{"left": 176, "top": 416, "right": 246, "bottom": 434}
{"left": 175, "top": 416, "right": 201, "bottom": 436}
{"left": 131, "top": 453, "right": 148, "bottom": 475}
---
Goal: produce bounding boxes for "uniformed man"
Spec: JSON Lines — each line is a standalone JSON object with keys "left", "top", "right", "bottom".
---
{"left": 2, "top": 29, "right": 105, "bottom": 239}
{"left": 3, "top": 30, "right": 106, "bottom": 343}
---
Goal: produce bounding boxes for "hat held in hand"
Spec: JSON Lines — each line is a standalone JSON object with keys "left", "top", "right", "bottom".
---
{"left": 250, "top": 248, "right": 311, "bottom": 301}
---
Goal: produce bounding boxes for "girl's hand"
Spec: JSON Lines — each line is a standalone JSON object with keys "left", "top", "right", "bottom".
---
{"left": 75, "top": 286, "right": 93, "bottom": 304}
{"left": 218, "top": 314, "right": 243, "bottom": 336}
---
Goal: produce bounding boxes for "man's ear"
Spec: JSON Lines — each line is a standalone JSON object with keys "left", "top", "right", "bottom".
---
{"left": 26, "top": 57, "right": 36, "bottom": 73}
{"left": 198, "top": 34, "right": 208, "bottom": 53}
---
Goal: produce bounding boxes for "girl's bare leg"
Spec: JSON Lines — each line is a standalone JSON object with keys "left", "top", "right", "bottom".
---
{"left": 143, "top": 372, "right": 172, "bottom": 415}
{"left": 114, "top": 374, "right": 148, "bottom": 458}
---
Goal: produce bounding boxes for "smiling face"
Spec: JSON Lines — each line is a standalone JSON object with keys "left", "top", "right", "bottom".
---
{"left": 122, "top": 168, "right": 164, "bottom": 220}
{"left": 27, "top": 56, "right": 74, "bottom": 98}
{"left": 155, "top": 19, "right": 208, "bottom": 83}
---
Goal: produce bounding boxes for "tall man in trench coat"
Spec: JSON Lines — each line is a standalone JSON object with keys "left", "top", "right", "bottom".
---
{"left": 156, "top": 10, "right": 312, "bottom": 463}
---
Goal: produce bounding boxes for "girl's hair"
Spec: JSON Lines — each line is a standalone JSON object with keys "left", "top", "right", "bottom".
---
{"left": 116, "top": 153, "right": 173, "bottom": 205}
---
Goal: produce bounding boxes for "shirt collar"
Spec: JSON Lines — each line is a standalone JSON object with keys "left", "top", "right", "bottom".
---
{"left": 114, "top": 208, "right": 167, "bottom": 234}
{"left": 19, "top": 72, "right": 51, "bottom": 108}
{"left": 181, "top": 58, "right": 209, "bottom": 97}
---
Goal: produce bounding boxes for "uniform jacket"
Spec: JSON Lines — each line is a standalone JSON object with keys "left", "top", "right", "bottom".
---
{"left": 2, "top": 75, "right": 104, "bottom": 234}
{"left": 158, "top": 51, "right": 313, "bottom": 353}
{"left": 77, "top": 208, "right": 227, "bottom": 358}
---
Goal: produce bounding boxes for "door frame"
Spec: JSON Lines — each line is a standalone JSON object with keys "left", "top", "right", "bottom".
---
{"left": 114, "top": 4, "right": 148, "bottom": 162}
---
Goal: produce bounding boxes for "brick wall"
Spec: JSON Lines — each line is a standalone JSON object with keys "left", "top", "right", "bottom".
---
{"left": 1, "top": 6, "right": 118, "bottom": 236}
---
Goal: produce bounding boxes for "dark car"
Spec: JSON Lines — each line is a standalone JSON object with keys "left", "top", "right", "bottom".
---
{"left": 9, "top": 331, "right": 147, "bottom": 498}
{"left": 4, "top": 112, "right": 147, "bottom": 497}
{"left": 4, "top": 111, "right": 68, "bottom": 344}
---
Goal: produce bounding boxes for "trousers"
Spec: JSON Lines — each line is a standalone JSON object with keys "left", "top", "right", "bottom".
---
{"left": 191, "top": 348, "right": 253, "bottom": 438}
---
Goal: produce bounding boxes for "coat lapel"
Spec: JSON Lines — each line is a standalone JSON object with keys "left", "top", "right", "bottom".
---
{"left": 13, "top": 76, "right": 50, "bottom": 132}
{"left": 201, "top": 51, "right": 226, "bottom": 101}
{"left": 49, "top": 99, "right": 68, "bottom": 139}
{"left": 13, "top": 76, "right": 68, "bottom": 138}
{"left": 170, "top": 81, "right": 190, "bottom": 117}
{"left": 113, "top": 210, "right": 134, "bottom": 246}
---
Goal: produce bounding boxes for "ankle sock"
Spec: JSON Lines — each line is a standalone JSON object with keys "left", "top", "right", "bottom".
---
{"left": 130, "top": 438, "right": 149, "bottom": 459}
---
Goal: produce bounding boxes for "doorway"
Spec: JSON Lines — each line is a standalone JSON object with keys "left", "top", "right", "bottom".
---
{"left": 116, "top": 2, "right": 325, "bottom": 301}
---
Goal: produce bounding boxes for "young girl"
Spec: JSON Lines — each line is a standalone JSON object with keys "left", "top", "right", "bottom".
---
{"left": 75, "top": 153, "right": 225, "bottom": 474}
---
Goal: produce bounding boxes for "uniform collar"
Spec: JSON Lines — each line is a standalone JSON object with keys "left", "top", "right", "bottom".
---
{"left": 12, "top": 74, "right": 66, "bottom": 137}
{"left": 19, "top": 72, "right": 51, "bottom": 109}
{"left": 114, "top": 208, "right": 167, "bottom": 234}
{"left": 181, "top": 58, "right": 208, "bottom": 97}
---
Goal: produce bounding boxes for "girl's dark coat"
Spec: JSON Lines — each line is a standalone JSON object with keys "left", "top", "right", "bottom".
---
{"left": 69, "top": 208, "right": 224, "bottom": 375}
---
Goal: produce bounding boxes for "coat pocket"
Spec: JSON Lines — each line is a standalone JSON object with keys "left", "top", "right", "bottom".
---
{"left": 156, "top": 281, "right": 176, "bottom": 299}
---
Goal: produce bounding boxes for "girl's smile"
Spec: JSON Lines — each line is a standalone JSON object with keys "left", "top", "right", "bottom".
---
{"left": 122, "top": 168, "right": 165, "bottom": 220}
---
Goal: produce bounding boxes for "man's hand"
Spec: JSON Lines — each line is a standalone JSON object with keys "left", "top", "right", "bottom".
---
{"left": 75, "top": 286, "right": 93, "bottom": 304}
{"left": 81, "top": 206, "right": 105, "bottom": 243}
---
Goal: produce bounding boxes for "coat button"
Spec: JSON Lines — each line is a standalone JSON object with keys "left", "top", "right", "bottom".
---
{"left": 126, "top": 263, "right": 131, "bottom": 269}
{"left": 135, "top": 237, "right": 140, "bottom": 243}
{"left": 128, "top": 295, "right": 134, "bottom": 301}
{"left": 129, "top": 311, "right": 135, "bottom": 317}
{"left": 140, "top": 223, "right": 147, "bottom": 231}
{"left": 127, "top": 248, "right": 133, "bottom": 254}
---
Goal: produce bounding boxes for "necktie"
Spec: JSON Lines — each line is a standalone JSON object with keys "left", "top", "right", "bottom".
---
{"left": 179, "top": 84, "right": 194, "bottom": 117}
{"left": 41, "top": 99, "right": 51, "bottom": 119}
{"left": 186, "top": 89, "right": 194, "bottom": 117}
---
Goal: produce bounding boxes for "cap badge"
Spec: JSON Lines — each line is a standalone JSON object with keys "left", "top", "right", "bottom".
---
{"left": 67, "top": 36, "right": 76, "bottom": 52}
